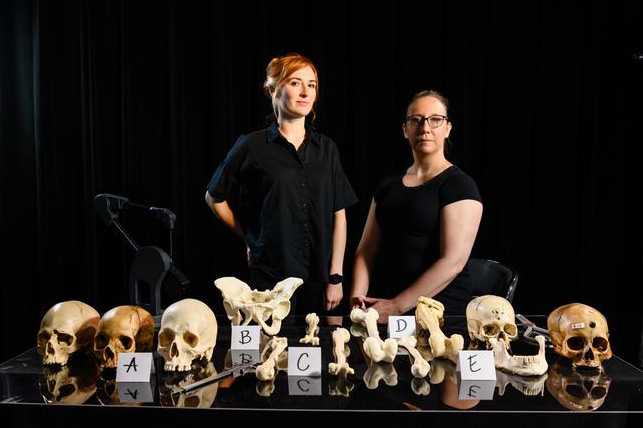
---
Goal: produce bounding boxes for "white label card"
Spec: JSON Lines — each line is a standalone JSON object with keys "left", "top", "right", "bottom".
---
{"left": 115, "top": 353, "right": 154, "bottom": 382}
{"left": 288, "top": 347, "right": 322, "bottom": 377}
{"left": 231, "top": 325, "right": 261, "bottom": 350}
{"left": 455, "top": 350, "right": 496, "bottom": 381}
{"left": 387, "top": 316, "right": 416, "bottom": 339}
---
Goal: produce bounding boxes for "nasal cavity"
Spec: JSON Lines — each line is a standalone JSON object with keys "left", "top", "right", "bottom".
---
{"left": 105, "top": 347, "right": 114, "bottom": 359}
{"left": 584, "top": 348, "right": 595, "bottom": 361}
{"left": 171, "top": 342, "right": 179, "bottom": 357}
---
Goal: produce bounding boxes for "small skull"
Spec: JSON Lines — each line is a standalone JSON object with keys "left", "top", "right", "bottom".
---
{"left": 158, "top": 298, "right": 218, "bottom": 372}
{"left": 547, "top": 303, "right": 612, "bottom": 368}
{"left": 93, "top": 306, "right": 154, "bottom": 369}
{"left": 37, "top": 301, "right": 100, "bottom": 365}
{"left": 466, "top": 295, "right": 518, "bottom": 349}
{"left": 546, "top": 360, "right": 611, "bottom": 411}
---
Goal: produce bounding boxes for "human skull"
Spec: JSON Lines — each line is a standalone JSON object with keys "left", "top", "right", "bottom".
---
{"left": 546, "top": 360, "right": 611, "bottom": 411}
{"left": 547, "top": 303, "right": 612, "bottom": 368}
{"left": 466, "top": 295, "right": 518, "bottom": 349}
{"left": 159, "top": 362, "right": 218, "bottom": 408}
{"left": 38, "top": 357, "right": 99, "bottom": 404}
{"left": 93, "top": 306, "right": 154, "bottom": 369}
{"left": 158, "top": 298, "right": 218, "bottom": 371}
{"left": 214, "top": 276, "right": 303, "bottom": 335}
{"left": 37, "top": 301, "right": 100, "bottom": 365}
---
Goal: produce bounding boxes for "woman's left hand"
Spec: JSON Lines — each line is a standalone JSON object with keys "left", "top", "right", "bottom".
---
{"left": 362, "top": 297, "right": 402, "bottom": 324}
{"left": 325, "top": 283, "right": 343, "bottom": 311}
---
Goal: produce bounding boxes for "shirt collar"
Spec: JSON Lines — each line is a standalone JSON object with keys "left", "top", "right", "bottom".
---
{"left": 267, "top": 122, "right": 320, "bottom": 146}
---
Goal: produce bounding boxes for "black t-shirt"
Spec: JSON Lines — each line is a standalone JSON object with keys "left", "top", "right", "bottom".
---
{"left": 371, "top": 165, "right": 482, "bottom": 317}
{"left": 206, "top": 123, "right": 358, "bottom": 285}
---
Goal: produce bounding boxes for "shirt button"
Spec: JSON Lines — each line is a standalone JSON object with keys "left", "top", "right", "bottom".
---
{"left": 302, "top": 202, "right": 308, "bottom": 209}
{"left": 303, "top": 222, "right": 308, "bottom": 227}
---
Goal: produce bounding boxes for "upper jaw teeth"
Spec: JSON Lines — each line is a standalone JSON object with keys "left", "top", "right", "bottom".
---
{"left": 489, "top": 335, "right": 548, "bottom": 376}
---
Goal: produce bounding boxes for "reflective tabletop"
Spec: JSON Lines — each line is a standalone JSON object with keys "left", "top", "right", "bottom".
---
{"left": 1, "top": 315, "right": 643, "bottom": 421}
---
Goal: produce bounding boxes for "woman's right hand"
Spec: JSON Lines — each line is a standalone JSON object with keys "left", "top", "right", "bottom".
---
{"left": 350, "top": 295, "right": 366, "bottom": 310}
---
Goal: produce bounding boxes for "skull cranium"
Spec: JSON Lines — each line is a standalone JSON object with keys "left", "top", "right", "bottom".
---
{"left": 93, "top": 306, "right": 154, "bottom": 369}
{"left": 37, "top": 301, "right": 100, "bottom": 366}
{"left": 158, "top": 298, "right": 218, "bottom": 372}
{"left": 466, "top": 295, "right": 518, "bottom": 350}
{"left": 547, "top": 303, "right": 612, "bottom": 368}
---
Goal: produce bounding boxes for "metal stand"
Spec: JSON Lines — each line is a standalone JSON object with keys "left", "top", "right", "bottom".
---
{"left": 93, "top": 194, "right": 190, "bottom": 320}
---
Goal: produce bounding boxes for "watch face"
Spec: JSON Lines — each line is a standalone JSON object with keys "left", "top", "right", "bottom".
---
{"left": 329, "top": 274, "right": 343, "bottom": 284}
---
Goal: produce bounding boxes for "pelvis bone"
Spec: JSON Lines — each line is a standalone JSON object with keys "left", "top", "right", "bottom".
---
{"left": 215, "top": 277, "right": 303, "bottom": 336}
{"left": 415, "top": 297, "right": 464, "bottom": 358}
{"left": 350, "top": 307, "right": 397, "bottom": 363}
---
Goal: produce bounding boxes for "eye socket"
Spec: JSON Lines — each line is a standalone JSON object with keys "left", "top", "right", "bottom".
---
{"left": 483, "top": 325, "right": 499, "bottom": 336}
{"left": 56, "top": 333, "right": 74, "bottom": 346}
{"left": 592, "top": 337, "right": 609, "bottom": 352}
{"left": 567, "top": 336, "right": 587, "bottom": 351}
{"left": 590, "top": 386, "right": 607, "bottom": 399}
{"left": 184, "top": 396, "right": 201, "bottom": 407}
{"left": 119, "top": 336, "right": 133, "bottom": 350}
{"left": 159, "top": 330, "right": 175, "bottom": 347}
{"left": 183, "top": 331, "right": 199, "bottom": 348}
{"left": 94, "top": 334, "right": 108, "bottom": 350}
{"left": 58, "top": 384, "right": 76, "bottom": 399}
{"left": 38, "top": 332, "right": 51, "bottom": 347}
{"left": 504, "top": 324, "right": 518, "bottom": 336}
{"left": 565, "top": 384, "right": 585, "bottom": 399}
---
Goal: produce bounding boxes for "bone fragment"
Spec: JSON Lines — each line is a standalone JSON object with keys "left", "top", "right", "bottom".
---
{"left": 256, "top": 336, "right": 288, "bottom": 381}
{"left": 299, "top": 313, "right": 320, "bottom": 346}
{"left": 415, "top": 297, "right": 464, "bottom": 358}
{"left": 350, "top": 307, "right": 398, "bottom": 363}
{"left": 328, "top": 328, "right": 354, "bottom": 377}
{"left": 398, "top": 336, "right": 431, "bottom": 378}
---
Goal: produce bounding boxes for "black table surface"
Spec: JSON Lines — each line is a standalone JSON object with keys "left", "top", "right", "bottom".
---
{"left": 2, "top": 315, "right": 643, "bottom": 427}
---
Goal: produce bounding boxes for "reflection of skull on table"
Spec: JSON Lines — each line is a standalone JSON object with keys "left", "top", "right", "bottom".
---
{"left": 159, "top": 362, "right": 218, "bottom": 408}
{"left": 93, "top": 305, "right": 154, "bottom": 369}
{"left": 39, "top": 356, "right": 99, "bottom": 404}
{"left": 547, "top": 303, "right": 612, "bottom": 368}
{"left": 546, "top": 360, "right": 611, "bottom": 411}
{"left": 37, "top": 301, "right": 100, "bottom": 366}
{"left": 215, "top": 276, "right": 303, "bottom": 336}
{"left": 158, "top": 298, "right": 217, "bottom": 372}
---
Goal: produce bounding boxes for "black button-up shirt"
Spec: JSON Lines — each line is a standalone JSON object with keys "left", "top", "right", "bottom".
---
{"left": 207, "top": 123, "right": 358, "bottom": 285}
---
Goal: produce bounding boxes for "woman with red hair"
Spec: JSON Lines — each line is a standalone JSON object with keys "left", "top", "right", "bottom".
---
{"left": 205, "top": 53, "right": 357, "bottom": 315}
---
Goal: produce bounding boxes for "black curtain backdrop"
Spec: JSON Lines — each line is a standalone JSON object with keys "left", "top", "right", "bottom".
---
{"left": 1, "top": 0, "right": 642, "bottom": 364}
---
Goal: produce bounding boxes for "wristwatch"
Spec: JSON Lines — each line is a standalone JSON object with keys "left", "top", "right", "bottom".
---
{"left": 329, "top": 273, "right": 344, "bottom": 284}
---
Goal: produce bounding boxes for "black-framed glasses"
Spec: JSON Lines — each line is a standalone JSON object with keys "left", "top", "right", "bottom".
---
{"left": 405, "top": 115, "right": 449, "bottom": 129}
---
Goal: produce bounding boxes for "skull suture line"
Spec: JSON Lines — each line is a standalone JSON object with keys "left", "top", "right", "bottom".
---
{"left": 214, "top": 276, "right": 303, "bottom": 335}
{"left": 37, "top": 301, "right": 100, "bottom": 366}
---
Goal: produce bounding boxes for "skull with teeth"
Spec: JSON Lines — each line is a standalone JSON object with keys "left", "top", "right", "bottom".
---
{"left": 157, "top": 298, "right": 218, "bottom": 372}
{"left": 466, "top": 295, "right": 518, "bottom": 350}
{"left": 37, "top": 301, "right": 100, "bottom": 366}
{"left": 93, "top": 306, "right": 154, "bottom": 369}
{"left": 547, "top": 303, "right": 612, "bottom": 368}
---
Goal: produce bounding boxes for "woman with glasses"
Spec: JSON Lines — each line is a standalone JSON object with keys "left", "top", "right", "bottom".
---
{"left": 205, "top": 53, "right": 358, "bottom": 315}
{"left": 350, "top": 90, "right": 483, "bottom": 331}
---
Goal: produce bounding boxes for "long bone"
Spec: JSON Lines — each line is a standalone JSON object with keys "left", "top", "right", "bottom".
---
{"left": 329, "top": 328, "right": 354, "bottom": 377}
{"left": 350, "top": 307, "right": 397, "bottom": 363}
{"left": 415, "top": 297, "right": 464, "bottom": 358}
{"left": 398, "top": 336, "right": 431, "bottom": 378}
{"left": 256, "top": 337, "right": 288, "bottom": 381}
{"left": 299, "top": 313, "right": 320, "bottom": 346}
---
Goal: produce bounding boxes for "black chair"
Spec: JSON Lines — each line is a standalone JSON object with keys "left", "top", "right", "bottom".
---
{"left": 466, "top": 258, "right": 518, "bottom": 302}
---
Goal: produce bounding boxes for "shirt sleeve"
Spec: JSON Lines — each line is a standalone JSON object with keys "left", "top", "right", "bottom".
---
{"left": 330, "top": 140, "right": 358, "bottom": 211}
{"left": 439, "top": 169, "right": 483, "bottom": 207}
{"left": 206, "top": 135, "right": 248, "bottom": 203}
